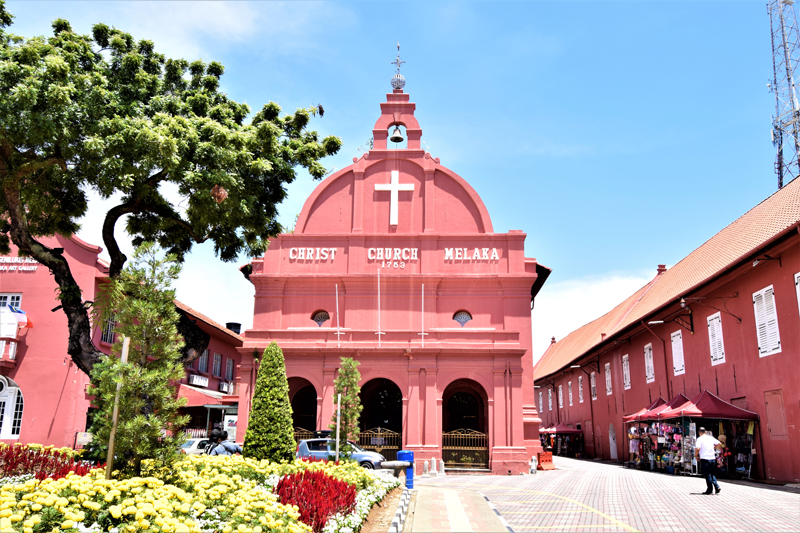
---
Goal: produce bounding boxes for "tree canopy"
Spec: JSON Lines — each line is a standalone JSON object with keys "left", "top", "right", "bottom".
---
{"left": 0, "top": 1, "right": 341, "bottom": 374}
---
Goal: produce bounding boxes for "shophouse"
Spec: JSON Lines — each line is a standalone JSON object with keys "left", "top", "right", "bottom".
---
{"left": 535, "top": 179, "right": 800, "bottom": 482}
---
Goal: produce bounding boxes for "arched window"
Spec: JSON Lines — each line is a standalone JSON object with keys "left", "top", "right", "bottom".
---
{"left": 312, "top": 310, "right": 330, "bottom": 327}
{"left": 0, "top": 377, "right": 23, "bottom": 439}
{"left": 453, "top": 310, "right": 472, "bottom": 327}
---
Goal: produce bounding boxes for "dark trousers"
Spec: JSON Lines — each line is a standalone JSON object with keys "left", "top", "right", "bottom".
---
{"left": 700, "top": 459, "right": 719, "bottom": 492}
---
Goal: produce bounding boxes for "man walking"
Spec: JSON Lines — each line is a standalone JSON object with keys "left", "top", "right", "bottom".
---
{"left": 695, "top": 427, "right": 721, "bottom": 495}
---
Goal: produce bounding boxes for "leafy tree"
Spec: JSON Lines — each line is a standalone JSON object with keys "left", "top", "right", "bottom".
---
{"left": 87, "top": 242, "right": 189, "bottom": 478}
{"left": 329, "top": 357, "right": 362, "bottom": 456}
{"left": 0, "top": 5, "right": 341, "bottom": 374}
{"left": 242, "top": 342, "right": 295, "bottom": 462}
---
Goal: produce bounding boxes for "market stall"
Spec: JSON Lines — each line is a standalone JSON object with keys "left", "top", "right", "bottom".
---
{"left": 624, "top": 394, "right": 687, "bottom": 472}
{"left": 657, "top": 390, "right": 760, "bottom": 479}
{"left": 545, "top": 423, "right": 585, "bottom": 458}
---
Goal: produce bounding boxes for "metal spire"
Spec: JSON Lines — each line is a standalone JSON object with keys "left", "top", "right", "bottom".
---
{"left": 390, "top": 42, "right": 406, "bottom": 90}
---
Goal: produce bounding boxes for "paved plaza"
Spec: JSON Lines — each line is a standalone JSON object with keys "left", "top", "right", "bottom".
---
{"left": 412, "top": 457, "right": 800, "bottom": 532}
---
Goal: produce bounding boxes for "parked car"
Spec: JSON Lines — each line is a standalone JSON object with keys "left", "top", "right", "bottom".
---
{"left": 297, "top": 438, "right": 384, "bottom": 469}
{"left": 180, "top": 438, "right": 210, "bottom": 455}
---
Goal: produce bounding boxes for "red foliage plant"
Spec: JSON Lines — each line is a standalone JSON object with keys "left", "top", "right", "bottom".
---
{"left": 0, "top": 444, "right": 97, "bottom": 481}
{"left": 275, "top": 469, "right": 357, "bottom": 533}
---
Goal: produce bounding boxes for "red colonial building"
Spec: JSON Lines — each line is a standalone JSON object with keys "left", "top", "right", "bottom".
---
{"left": 535, "top": 179, "right": 800, "bottom": 482}
{"left": 236, "top": 81, "right": 550, "bottom": 474}
{"left": 0, "top": 235, "right": 247, "bottom": 448}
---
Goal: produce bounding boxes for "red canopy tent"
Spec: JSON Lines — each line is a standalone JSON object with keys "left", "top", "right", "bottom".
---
{"left": 623, "top": 397, "right": 667, "bottom": 423}
{"left": 639, "top": 393, "right": 691, "bottom": 421}
{"left": 548, "top": 422, "right": 583, "bottom": 435}
{"left": 540, "top": 425, "right": 555, "bottom": 433}
{"left": 658, "top": 390, "right": 759, "bottom": 420}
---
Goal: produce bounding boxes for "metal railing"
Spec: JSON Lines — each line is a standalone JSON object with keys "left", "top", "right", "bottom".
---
{"left": 442, "top": 429, "right": 489, "bottom": 469}
{"left": 293, "top": 428, "right": 314, "bottom": 443}
{"left": 358, "top": 427, "right": 401, "bottom": 461}
{"left": 185, "top": 428, "right": 207, "bottom": 438}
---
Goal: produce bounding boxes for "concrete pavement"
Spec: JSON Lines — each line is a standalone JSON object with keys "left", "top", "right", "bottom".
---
{"left": 410, "top": 456, "right": 800, "bottom": 532}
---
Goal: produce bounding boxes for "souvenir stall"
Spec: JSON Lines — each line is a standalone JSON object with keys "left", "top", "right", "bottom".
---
{"left": 539, "top": 426, "right": 555, "bottom": 451}
{"left": 657, "top": 390, "right": 760, "bottom": 479}
{"left": 624, "top": 395, "right": 688, "bottom": 472}
{"left": 546, "top": 423, "right": 585, "bottom": 458}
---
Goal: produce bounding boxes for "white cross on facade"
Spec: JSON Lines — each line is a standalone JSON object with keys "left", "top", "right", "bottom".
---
{"left": 375, "top": 171, "right": 414, "bottom": 226}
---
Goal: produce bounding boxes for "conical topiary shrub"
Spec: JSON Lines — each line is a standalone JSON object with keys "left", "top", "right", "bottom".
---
{"left": 242, "top": 342, "right": 296, "bottom": 462}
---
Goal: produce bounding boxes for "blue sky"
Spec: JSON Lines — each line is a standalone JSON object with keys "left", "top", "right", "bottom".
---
{"left": 5, "top": 1, "right": 781, "bottom": 357}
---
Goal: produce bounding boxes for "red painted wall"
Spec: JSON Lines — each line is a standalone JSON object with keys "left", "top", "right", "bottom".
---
{"left": 537, "top": 238, "right": 800, "bottom": 482}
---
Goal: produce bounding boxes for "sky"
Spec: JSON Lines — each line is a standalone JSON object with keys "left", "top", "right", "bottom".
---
{"left": 4, "top": 1, "right": 782, "bottom": 359}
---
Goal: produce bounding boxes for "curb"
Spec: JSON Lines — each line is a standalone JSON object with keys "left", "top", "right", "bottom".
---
{"left": 387, "top": 487, "right": 413, "bottom": 533}
{"left": 477, "top": 491, "right": 514, "bottom": 533}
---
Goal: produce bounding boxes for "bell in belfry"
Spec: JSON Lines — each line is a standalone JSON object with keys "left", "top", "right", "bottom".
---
{"left": 389, "top": 125, "right": 404, "bottom": 143}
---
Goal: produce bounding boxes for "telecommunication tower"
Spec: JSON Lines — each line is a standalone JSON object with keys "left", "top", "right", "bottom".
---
{"left": 768, "top": 0, "right": 800, "bottom": 188}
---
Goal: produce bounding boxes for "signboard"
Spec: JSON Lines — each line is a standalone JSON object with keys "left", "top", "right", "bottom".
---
{"left": 224, "top": 414, "right": 238, "bottom": 442}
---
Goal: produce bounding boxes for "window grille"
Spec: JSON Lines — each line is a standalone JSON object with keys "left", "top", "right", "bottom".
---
{"left": 212, "top": 353, "right": 222, "bottom": 377}
{"left": 453, "top": 311, "right": 472, "bottom": 327}
{"left": 312, "top": 311, "right": 330, "bottom": 327}
{"left": 11, "top": 392, "right": 22, "bottom": 436}
{"left": 0, "top": 295, "right": 21, "bottom": 308}
{"left": 225, "top": 359, "right": 234, "bottom": 381}
{"left": 101, "top": 318, "right": 116, "bottom": 344}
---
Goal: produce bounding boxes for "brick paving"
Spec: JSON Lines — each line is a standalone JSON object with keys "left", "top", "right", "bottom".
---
{"left": 416, "top": 457, "right": 800, "bottom": 532}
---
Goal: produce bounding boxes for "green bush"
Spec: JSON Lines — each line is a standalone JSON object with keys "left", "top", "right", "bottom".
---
{"left": 243, "top": 342, "right": 296, "bottom": 461}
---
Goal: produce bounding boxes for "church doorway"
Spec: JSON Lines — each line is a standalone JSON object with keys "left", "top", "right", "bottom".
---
{"left": 442, "top": 379, "right": 489, "bottom": 469}
{"left": 358, "top": 378, "right": 403, "bottom": 461}
{"left": 288, "top": 377, "right": 317, "bottom": 442}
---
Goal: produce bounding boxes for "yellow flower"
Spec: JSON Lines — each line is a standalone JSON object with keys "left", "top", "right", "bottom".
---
{"left": 61, "top": 520, "right": 75, "bottom": 529}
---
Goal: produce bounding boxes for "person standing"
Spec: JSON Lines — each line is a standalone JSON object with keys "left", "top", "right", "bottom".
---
{"left": 210, "top": 431, "right": 243, "bottom": 456}
{"left": 695, "top": 427, "right": 721, "bottom": 495}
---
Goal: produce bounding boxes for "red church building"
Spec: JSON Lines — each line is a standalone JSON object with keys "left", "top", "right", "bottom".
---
{"left": 236, "top": 78, "right": 550, "bottom": 474}
{"left": 535, "top": 179, "right": 800, "bottom": 482}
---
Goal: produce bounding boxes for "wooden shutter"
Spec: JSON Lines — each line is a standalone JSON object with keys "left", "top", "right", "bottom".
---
{"left": 753, "top": 286, "right": 781, "bottom": 357}
{"left": 622, "top": 355, "right": 630, "bottom": 390}
{"left": 539, "top": 391, "right": 543, "bottom": 412}
{"left": 578, "top": 376, "right": 584, "bottom": 403}
{"left": 548, "top": 388, "right": 552, "bottom": 410}
{"left": 558, "top": 385, "right": 563, "bottom": 408}
{"left": 591, "top": 372, "right": 597, "bottom": 400}
{"left": 795, "top": 272, "right": 800, "bottom": 315}
{"left": 671, "top": 330, "right": 685, "bottom": 376}
{"left": 644, "top": 343, "right": 655, "bottom": 383}
{"left": 568, "top": 381, "right": 573, "bottom": 406}
{"left": 764, "top": 389, "right": 788, "bottom": 440}
{"left": 605, "top": 362, "right": 612, "bottom": 395}
{"left": 707, "top": 312, "right": 726, "bottom": 366}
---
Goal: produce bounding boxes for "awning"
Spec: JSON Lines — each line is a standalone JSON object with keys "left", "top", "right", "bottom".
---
{"left": 658, "top": 390, "right": 759, "bottom": 420}
{"left": 623, "top": 397, "right": 667, "bottom": 423}
{"left": 178, "top": 383, "right": 225, "bottom": 407}
{"left": 639, "top": 393, "right": 691, "bottom": 421}
{"left": 548, "top": 422, "right": 583, "bottom": 435}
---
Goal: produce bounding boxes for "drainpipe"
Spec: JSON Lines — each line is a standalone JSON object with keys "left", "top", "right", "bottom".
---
{"left": 641, "top": 320, "right": 671, "bottom": 400}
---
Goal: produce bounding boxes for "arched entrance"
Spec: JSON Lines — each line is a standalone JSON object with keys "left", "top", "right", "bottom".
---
{"left": 442, "top": 379, "right": 489, "bottom": 469}
{"left": 358, "top": 378, "right": 403, "bottom": 460}
{"left": 288, "top": 377, "right": 317, "bottom": 442}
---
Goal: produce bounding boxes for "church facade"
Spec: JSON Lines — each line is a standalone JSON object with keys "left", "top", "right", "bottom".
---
{"left": 237, "top": 84, "right": 550, "bottom": 474}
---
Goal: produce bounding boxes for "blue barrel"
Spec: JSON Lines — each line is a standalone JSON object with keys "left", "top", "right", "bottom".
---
{"left": 397, "top": 449, "right": 414, "bottom": 489}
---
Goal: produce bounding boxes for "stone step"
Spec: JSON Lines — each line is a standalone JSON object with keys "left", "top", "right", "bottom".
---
{"left": 442, "top": 468, "right": 493, "bottom": 476}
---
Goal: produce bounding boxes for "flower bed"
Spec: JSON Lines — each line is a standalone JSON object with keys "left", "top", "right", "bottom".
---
{"left": 0, "top": 453, "right": 400, "bottom": 533}
{"left": 0, "top": 444, "right": 93, "bottom": 481}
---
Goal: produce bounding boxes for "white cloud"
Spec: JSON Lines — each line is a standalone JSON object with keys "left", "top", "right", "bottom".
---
{"left": 531, "top": 272, "right": 654, "bottom": 366}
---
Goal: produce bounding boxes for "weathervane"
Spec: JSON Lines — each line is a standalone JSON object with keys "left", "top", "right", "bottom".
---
{"left": 390, "top": 42, "right": 406, "bottom": 90}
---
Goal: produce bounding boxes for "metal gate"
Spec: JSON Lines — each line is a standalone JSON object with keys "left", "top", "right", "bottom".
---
{"left": 358, "top": 427, "right": 401, "bottom": 461}
{"left": 293, "top": 427, "right": 313, "bottom": 444}
{"left": 442, "top": 429, "right": 489, "bottom": 469}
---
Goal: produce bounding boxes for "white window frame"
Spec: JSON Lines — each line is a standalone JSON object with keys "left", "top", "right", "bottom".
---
{"left": 671, "top": 330, "right": 686, "bottom": 376}
{"left": 644, "top": 343, "right": 655, "bottom": 384}
{"left": 0, "top": 294, "right": 22, "bottom": 309}
{"left": 605, "top": 362, "right": 612, "bottom": 396}
{"left": 198, "top": 350, "right": 209, "bottom": 373}
{"left": 707, "top": 312, "right": 726, "bottom": 366}
{"left": 538, "top": 391, "right": 543, "bottom": 413}
{"left": 590, "top": 372, "right": 597, "bottom": 400}
{"left": 548, "top": 388, "right": 553, "bottom": 411}
{"left": 795, "top": 272, "right": 800, "bottom": 318}
{"left": 0, "top": 377, "right": 23, "bottom": 440}
{"left": 578, "top": 375, "right": 584, "bottom": 403}
{"left": 212, "top": 353, "right": 222, "bottom": 377}
{"left": 568, "top": 381, "right": 573, "bottom": 406}
{"left": 753, "top": 285, "right": 781, "bottom": 357}
{"left": 558, "top": 385, "right": 563, "bottom": 408}
{"left": 622, "top": 354, "right": 631, "bottom": 390}
{"left": 225, "top": 358, "right": 235, "bottom": 381}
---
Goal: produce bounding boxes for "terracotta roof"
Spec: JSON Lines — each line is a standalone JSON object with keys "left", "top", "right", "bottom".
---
{"left": 536, "top": 178, "right": 800, "bottom": 381}
{"left": 174, "top": 300, "right": 244, "bottom": 344}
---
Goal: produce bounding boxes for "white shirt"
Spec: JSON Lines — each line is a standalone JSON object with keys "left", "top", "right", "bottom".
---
{"left": 695, "top": 434, "right": 720, "bottom": 460}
